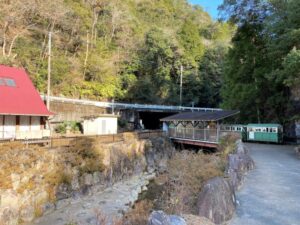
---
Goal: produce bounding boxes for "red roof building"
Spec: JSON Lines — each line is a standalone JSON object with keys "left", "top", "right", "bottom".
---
{"left": 0, "top": 65, "right": 52, "bottom": 139}
{"left": 0, "top": 65, "right": 52, "bottom": 116}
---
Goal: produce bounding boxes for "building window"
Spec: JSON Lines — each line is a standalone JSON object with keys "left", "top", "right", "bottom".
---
{"left": 0, "top": 77, "right": 16, "bottom": 87}
{"left": 4, "top": 78, "right": 16, "bottom": 87}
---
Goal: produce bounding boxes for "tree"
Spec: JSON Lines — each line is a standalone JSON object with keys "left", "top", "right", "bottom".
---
{"left": 220, "top": 0, "right": 269, "bottom": 123}
{"left": 220, "top": 0, "right": 300, "bottom": 124}
{"left": 0, "top": 0, "right": 233, "bottom": 105}
{"left": 0, "top": 0, "right": 37, "bottom": 60}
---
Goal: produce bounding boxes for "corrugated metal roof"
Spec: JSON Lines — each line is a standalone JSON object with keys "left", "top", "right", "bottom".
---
{"left": 160, "top": 110, "right": 240, "bottom": 122}
{"left": 0, "top": 65, "right": 53, "bottom": 116}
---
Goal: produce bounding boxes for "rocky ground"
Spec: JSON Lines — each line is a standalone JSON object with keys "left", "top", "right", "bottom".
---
{"left": 0, "top": 135, "right": 173, "bottom": 225}
{"left": 33, "top": 173, "right": 155, "bottom": 225}
{"left": 230, "top": 143, "right": 300, "bottom": 225}
{"left": 147, "top": 139, "right": 254, "bottom": 225}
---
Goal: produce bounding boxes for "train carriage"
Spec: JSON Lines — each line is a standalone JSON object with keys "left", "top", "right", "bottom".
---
{"left": 242, "top": 124, "right": 283, "bottom": 144}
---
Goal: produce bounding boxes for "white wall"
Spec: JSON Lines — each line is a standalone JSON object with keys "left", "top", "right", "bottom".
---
{"left": 4, "top": 115, "right": 16, "bottom": 139}
{"left": 83, "top": 117, "right": 118, "bottom": 135}
{"left": 0, "top": 115, "right": 50, "bottom": 140}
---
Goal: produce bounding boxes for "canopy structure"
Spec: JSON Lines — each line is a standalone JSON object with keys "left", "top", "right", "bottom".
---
{"left": 161, "top": 110, "right": 240, "bottom": 148}
{"left": 161, "top": 110, "right": 240, "bottom": 122}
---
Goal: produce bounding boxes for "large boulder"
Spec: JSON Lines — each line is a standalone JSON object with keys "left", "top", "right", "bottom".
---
{"left": 228, "top": 153, "right": 255, "bottom": 174}
{"left": 148, "top": 211, "right": 187, "bottom": 225}
{"left": 197, "top": 177, "right": 236, "bottom": 224}
{"left": 182, "top": 214, "right": 215, "bottom": 225}
{"left": 235, "top": 140, "right": 248, "bottom": 154}
{"left": 227, "top": 142, "right": 255, "bottom": 190}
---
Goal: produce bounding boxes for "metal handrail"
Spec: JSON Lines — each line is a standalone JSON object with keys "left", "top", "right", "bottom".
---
{"left": 41, "top": 95, "right": 223, "bottom": 112}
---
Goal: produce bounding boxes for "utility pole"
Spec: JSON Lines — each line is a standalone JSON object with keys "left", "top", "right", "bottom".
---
{"left": 180, "top": 65, "right": 183, "bottom": 106}
{"left": 47, "top": 31, "right": 52, "bottom": 110}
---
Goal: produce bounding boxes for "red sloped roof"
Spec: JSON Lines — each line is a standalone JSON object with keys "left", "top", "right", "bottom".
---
{"left": 0, "top": 65, "right": 53, "bottom": 116}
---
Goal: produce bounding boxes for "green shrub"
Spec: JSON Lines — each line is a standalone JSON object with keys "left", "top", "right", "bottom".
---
{"left": 55, "top": 121, "right": 82, "bottom": 134}
{"left": 118, "top": 119, "right": 128, "bottom": 129}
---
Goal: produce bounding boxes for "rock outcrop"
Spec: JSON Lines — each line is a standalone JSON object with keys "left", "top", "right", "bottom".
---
{"left": 197, "top": 177, "right": 236, "bottom": 224}
{"left": 197, "top": 140, "right": 255, "bottom": 224}
{"left": 0, "top": 134, "right": 174, "bottom": 225}
{"left": 148, "top": 211, "right": 187, "bottom": 225}
{"left": 182, "top": 214, "right": 215, "bottom": 225}
{"left": 227, "top": 140, "right": 255, "bottom": 190}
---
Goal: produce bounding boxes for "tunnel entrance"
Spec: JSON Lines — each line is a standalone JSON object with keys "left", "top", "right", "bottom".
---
{"left": 139, "top": 111, "right": 175, "bottom": 130}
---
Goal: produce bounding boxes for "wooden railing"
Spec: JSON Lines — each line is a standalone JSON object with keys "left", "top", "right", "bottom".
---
{"left": 0, "top": 130, "right": 166, "bottom": 147}
{"left": 168, "top": 128, "right": 234, "bottom": 143}
{"left": 168, "top": 128, "right": 218, "bottom": 143}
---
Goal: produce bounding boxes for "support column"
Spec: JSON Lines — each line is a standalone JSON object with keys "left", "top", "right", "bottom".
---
{"left": 204, "top": 122, "right": 207, "bottom": 141}
{"left": 217, "top": 121, "right": 220, "bottom": 143}
{"left": 192, "top": 121, "right": 195, "bottom": 140}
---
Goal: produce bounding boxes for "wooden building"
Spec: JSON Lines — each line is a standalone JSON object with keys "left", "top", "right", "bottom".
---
{"left": 0, "top": 65, "right": 53, "bottom": 140}
{"left": 161, "top": 110, "right": 239, "bottom": 148}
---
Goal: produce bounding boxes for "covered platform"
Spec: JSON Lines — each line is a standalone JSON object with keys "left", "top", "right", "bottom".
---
{"left": 161, "top": 110, "right": 240, "bottom": 148}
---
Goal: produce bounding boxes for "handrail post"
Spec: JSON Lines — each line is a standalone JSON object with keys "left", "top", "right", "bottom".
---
{"left": 217, "top": 121, "right": 220, "bottom": 143}
{"left": 192, "top": 128, "right": 195, "bottom": 140}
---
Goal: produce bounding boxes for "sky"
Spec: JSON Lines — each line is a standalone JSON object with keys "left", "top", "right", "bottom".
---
{"left": 188, "top": 0, "right": 223, "bottom": 19}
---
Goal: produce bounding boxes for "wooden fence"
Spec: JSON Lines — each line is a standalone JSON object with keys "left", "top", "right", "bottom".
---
{"left": 0, "top": 130, "right": 165, "bottom": 148}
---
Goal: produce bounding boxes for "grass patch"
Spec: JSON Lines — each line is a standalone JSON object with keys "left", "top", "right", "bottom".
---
{"left": 161, "top": 151, "right": 224, "bottom": 214}
{"left": 143, "top": 134, "right": 239, "bottom": 215}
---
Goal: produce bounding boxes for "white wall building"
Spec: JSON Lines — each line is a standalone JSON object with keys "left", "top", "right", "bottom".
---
{"left": 83, "top": 115, "right": 118, "bottom": 135}
{"left": 0, "top": 65, "right": 52, "bottom": 140}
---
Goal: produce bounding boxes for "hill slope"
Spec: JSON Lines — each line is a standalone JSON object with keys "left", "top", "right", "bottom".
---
{"left": 0, "top": 0, "right": 233, "bottom": 106}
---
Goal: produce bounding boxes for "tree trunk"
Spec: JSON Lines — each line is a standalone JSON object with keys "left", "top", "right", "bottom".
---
{"left": 7, "top": 34, "right": 19, "bottom": 57}
{"left": 83, "top": 31, "right": 90, "bottom": 79}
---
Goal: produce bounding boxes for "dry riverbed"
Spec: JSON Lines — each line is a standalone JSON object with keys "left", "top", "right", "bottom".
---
{"left": 33, "top": 173, "right": 155, "bottom": 225}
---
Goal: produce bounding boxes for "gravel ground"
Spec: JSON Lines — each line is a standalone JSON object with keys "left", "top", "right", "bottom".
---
{"left": 230, "top": 143, "right": 300, "bottom": 225}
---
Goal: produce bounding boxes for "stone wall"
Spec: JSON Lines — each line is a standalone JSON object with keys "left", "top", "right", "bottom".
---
{"left": 49, "top": 101, "right": 108, "bottom": 123}
{"left": 0, "top": 134, "right": 174, "bottom": 225}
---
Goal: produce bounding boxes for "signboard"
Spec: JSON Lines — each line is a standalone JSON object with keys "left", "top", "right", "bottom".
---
{"left": 249, "top": 132, "right": 255, "bottom": 140}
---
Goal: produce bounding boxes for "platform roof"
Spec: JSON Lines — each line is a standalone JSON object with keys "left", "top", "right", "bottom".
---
{"left": 161, "top": 110, "right": 240, "bottom": 122}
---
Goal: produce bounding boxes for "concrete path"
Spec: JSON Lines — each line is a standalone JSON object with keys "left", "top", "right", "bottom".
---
{"left": 230, "top": 143, "right": 300, "bottom": 225}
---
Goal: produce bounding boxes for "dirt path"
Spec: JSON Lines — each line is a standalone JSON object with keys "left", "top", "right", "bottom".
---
{"left": 230, "top": 143, "right": 300, "bottom": 225}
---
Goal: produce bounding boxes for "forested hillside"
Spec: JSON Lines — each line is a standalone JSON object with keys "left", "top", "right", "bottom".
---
{"left": 0, "top": 0, "right": 233, "bottom": 107}
{"left": 220, "top": 0, "right": 300, "bottom": 124}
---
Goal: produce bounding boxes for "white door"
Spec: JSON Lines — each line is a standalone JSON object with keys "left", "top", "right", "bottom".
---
{"left": 4, "top": 115, "right": 16, "bottom": 139}
{"left": 102, "top": 120, "right": 106, "bottom": 134}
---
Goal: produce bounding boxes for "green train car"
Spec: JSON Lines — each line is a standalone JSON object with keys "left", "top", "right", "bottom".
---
{"left": 242, "top": 124, "right": 283, "bottom": 144}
